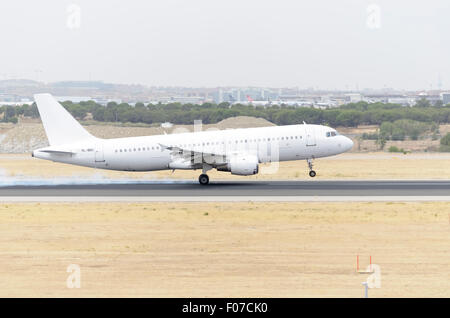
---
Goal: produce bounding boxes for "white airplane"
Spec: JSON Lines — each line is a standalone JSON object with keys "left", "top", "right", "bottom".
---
{"left": 32, "top": 94, "right": 353, "bottom": 185}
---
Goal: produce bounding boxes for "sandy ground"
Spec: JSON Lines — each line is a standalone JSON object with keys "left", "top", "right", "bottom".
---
{"left": 1, "top": 153, "right": 450, "bottom": 181}
{"left": 0, "top": 202, "right": 449, "bottom": 298}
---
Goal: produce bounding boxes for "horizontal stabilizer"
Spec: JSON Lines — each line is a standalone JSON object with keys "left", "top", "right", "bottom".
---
{"left": 40, "top": 150, "right": 75, "bottom": 155}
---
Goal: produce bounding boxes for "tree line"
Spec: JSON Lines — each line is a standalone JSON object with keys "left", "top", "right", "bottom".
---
{"left": 1, "top": 100, "right": 450, "bottom": 128}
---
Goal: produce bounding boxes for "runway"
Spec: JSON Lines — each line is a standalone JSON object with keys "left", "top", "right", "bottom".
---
{"left": 0, "top": 180, "right": 449, "bottom": 200}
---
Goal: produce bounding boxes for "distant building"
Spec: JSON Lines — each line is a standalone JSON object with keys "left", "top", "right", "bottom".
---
{"left": 0, "top": 94, "right": 18, "bottom": 102}
{"left": 387, "top": 97, "right": 414, "bottom": 106}
{"left": 364, "top": 94, "right": 409, "bottom": 105}
{"left": 0, "top": 94, "right": 33, "bottom": 106}
{"left": 212, "top": 88, "right": 274, "bottom": 104}
{"left": 92, "top": 98, "right": 122, "bottom": 106}
{"left": 55, "top": 96, "right": 92, "bottom": 103}
{"left": 413, "top": 93, "right": 441, "bottom": 106}
{"left": 441, "top": 93, "right": 450, "bottom": 105}
{"left": 161, "top": 122, "right": 173, "bottom": 128}
{"left": 344, "top": 93, "right": 362, "bottom": 103}
{"left": 170, "top": 96, "right": 204, "bottom": 104}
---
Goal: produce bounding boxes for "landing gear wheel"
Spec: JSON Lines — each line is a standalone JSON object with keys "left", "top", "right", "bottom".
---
{"left": 306, "top": 159, "right": 316, "bottom": 178}
{"left": 198, "top": 174, "right": 209, "bottom": 185}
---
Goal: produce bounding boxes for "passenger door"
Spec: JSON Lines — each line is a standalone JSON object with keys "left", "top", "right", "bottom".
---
{"left": 305, "top": 125, "right": 317, "bottom": 147}
{"left": 95, "top": 143, "right": 105, "bottom": 162}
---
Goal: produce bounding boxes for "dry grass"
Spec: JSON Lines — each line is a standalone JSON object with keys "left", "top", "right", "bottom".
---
{"left": 0, "top": 202, "right": 449, "bottom": 297}
{"left": 1, "top": 153, "right": 450, "bottom": 180}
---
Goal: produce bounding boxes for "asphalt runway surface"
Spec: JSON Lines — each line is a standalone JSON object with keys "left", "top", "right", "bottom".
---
{"left": 0, "top": 180, "right": 449, "bottom": 197}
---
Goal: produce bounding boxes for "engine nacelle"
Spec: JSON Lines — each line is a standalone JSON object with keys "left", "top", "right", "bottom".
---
{"left": 227, "top": 154, "right": 259, "bottom": 176}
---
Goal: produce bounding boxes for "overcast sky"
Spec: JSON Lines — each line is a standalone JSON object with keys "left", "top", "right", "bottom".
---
{"left": 0, "top": 0, "right": 448, "bottom": 90}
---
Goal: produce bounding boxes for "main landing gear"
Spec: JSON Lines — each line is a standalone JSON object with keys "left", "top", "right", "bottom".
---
{"left": 307, "top": 159, "right": 316, "bottom": 178}
{"left": 198, "top": 174, "right": 209, "bottom": 185}
{"left": 199, "top": 164, "right": 212, "bottom": 185}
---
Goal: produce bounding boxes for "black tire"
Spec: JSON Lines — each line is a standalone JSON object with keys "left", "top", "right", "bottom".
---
{"left": 199, "top": 174, "right": 209, "bottom": 185}
{"left": 309, "top": 170, "right": 316, "bottom": 178}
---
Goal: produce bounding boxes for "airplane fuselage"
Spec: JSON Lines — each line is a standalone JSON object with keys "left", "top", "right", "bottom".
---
{"left": 33, "top": 123, "right": 353, "bottom": 173}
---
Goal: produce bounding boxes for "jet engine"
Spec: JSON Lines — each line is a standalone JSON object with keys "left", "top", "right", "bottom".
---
{"left": 226, "top": 154, "right": 259, "bottom": 176}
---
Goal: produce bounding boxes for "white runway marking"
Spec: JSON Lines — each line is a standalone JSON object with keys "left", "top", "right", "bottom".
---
{"left": 1, "top": 196, "right": 450, "bottom": 202}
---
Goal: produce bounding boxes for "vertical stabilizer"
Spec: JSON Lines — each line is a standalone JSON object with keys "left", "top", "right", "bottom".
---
{"left": 34, "top": 93, "right": 95, "bottom": 146}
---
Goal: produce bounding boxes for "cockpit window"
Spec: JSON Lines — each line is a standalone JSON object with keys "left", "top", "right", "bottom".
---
{"left": 326, "top": 131, "right": 338, "bottom": 137}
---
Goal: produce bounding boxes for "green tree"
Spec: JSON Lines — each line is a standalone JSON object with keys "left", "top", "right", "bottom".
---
{"left": 375, "top": 136, "right": 387, "bottom": 150}
{"left": 439, "top": 133, "right": 450, "bottom": 152}
{"left": 415, "top": 98, "right": 431, "bottom": 107}
{"left": 335, "top": 111, "right": 362, "bottom": 127}
{"left": 434, "top": 100, "right": 444, "bottom": 107}
{"left": 441, "top": 133, "right": 450, "bottom": 146}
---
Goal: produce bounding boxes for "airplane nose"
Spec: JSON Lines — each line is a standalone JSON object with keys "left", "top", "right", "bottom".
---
{"left": 344, "top": 136, "right": 354, "bottom": 151}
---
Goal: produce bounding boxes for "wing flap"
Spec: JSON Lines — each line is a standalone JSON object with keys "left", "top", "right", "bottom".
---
{"left": 159, "top": 143, "right": 227, "bottom": 165}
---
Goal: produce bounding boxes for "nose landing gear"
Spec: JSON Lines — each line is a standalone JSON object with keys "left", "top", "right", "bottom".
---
{"left": 307, "top": 159, "right": 316, "bottom": 178}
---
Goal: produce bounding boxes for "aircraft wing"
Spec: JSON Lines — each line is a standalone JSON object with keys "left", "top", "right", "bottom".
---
{"left": 159, "top": 142, "right": 227, "bottom": 154}
{"left": 158, "top": 142, "right": 228, "bottom": 167}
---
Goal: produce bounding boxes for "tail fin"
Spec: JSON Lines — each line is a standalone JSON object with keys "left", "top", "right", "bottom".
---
{"left": 34, "top": 93, "right": 95, "bottom": 146}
